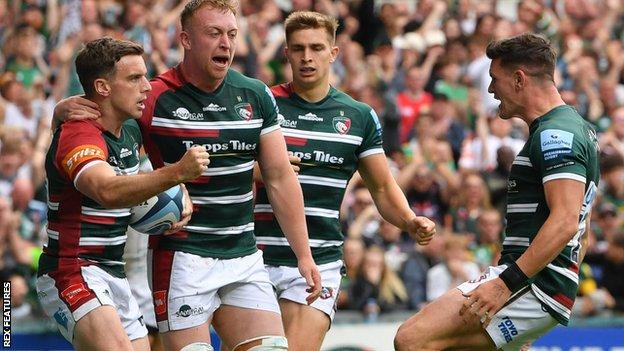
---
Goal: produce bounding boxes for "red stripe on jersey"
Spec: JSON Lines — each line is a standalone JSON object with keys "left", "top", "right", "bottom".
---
{"left": 285, "top": 136, "right": 308, "bottom": 146}
{"left": 56, "top": 185, "right": 85, "bottom": 258}
{"left": 79, "top": 246, "right": 106, "bottom": 255}
{"left": 270, "top": 82, "right": 294, "bottom": 98}
{"left": 568, "top": 262, "right": 579, "bottom": 274}
{"left": 82, "top": 215, "right": 117, "bottom": 225}
{"left": 187, "top": 176, "right": 211, "bottom": 184}
{"left": 553, "top": 293, "right": 574, "bottom": 309}
{"left": 150, "top": 249, "right": 175, "bottom": 320}
{"left": 150, "top": 126, "right": 220, "bottom": 138}
{"left": 254, "top": 213, "right": 274, "bottom": 221}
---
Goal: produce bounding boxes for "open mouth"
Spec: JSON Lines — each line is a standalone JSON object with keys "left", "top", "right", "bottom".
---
{"left": 137, "top": 98, "right": 146, "bottom": 110}
{"left": 300, "top": 67, "right": 316, "bottom": 75}
{"left": 212, "top": 55, "right": 229, "bottom": 67}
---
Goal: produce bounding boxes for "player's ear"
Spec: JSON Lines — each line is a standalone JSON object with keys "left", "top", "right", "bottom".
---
{"left": 94, "top": 78, "right": 111, "bottom": 97}
{"left": 514, "top": 70, "right": 525, "bottom": 89}
{"left": 180, "top": 31, "right": 191, "bottom": 50}
{"left": 330, "top": 45, "right": 339, "bottom": 63}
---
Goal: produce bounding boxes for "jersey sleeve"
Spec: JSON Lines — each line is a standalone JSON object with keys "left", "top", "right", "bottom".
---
{"left": 55, "top": 122, "right": 109, "bottom": 185}
{"left": 259, "top": 84, "right": 280, "bottom": 136}
{"left": 356, "top": 106, "right": 385, "bottom": 159}
{"left": 530, "top": 127, "right": 589, "bottom": 184}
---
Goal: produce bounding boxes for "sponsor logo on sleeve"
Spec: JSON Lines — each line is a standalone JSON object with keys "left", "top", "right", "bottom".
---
{"left": 540, "top": 129, "right": 574, "bottom": 161}
{"left": 62, "top": 145, "right": 106, "bottom": 178}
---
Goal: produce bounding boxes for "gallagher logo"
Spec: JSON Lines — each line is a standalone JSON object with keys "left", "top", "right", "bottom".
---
{"left": 332, "top": 117, "right": 351, "bottom": 134}
{"left": 235, "top": 103, "right": 253, "bottom": 120}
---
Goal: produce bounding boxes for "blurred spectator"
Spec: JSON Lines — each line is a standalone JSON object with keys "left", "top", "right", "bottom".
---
{"left": 426, "top": 234, "right": 480, "bottom": 301}
{"left": 599, "top": 150, "right": 624, "bottom": 212}
{"left": 401, "top": 234, "right": 444, "bottom": 311}
{"left": 338, "top": 236, "right": 366, "bottom": 310}
{"left": 481, "top": 145, "right": 515, "bottom": 214}
{"left": 458, "top": 100, "right": 524, "bottom": 172}
{"left": 584, "top": 232, "right": 624, "bottom": 313}
{"left": 471, "top": 208, "right": 502, "bottom": 270}
{"left": 444, "top": 171, "right": 491, "bottom": 238}
{"left": 397, "top": 161, "right": 449, "bottom": 225}
{"left": 396, "top": 66, "right": 432, "bottom": 144}
{"left": 349, "top": 246, "right": 408, "bottom": 316}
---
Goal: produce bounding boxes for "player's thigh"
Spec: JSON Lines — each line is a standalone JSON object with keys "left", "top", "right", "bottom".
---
{"left": 161, "top": 322, "right": 212, "bottom": 351}
{"left": 73, "top": 305, "right": 134, "bottom": 351}
{"left": 150, "top": 250, "right": 220, "bottom": 335}
{"left": 395, "top": 288, "right": 495, "bottom": 351}
{"left": 212, "top": 305, "right": 284, "bottom": 350}
{"left": 131, "top": 336, "right": 150, "bottom": 351}
{"left": 484, "top": 289, "right": 558, "bottom": 351}
{"left": 279, "top": 300, "right": 329, "bottom": 351}
{"left": 269, "top": 260, "right": 342, "bottom": 322}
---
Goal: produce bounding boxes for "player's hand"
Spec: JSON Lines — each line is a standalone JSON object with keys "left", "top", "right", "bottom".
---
{"left": 176, "top": 146, "right": 210, "bottom": 181}
{"left": 55, "top": 96, "right": 100, "bottom": 123}
{"left": 289, "top": 155, "right": 301, "bottom": 173}
{"left": 298, "top": 256, "right": 322, "bottom": 305}
{"left": 165, "top": 184, "right": 192, "bottom": 235}
{"left": 406, "top": 216, "right": 436, "bottom": 245}
{"left": 460, "top": 278, "right": 511, "bottom": 327}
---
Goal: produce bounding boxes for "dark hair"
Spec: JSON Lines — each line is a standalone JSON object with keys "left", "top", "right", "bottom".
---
{"left": 181, "top": 0, "right": 238, "bottom": 31}
{"left": 486, "top": 33, "right": 556, "bottom": 82}
{"left": 75, "top": 37, "right": 143, "bottom": 98}
{"left": 284, "top": 11, "right": 339, "bottom": 45}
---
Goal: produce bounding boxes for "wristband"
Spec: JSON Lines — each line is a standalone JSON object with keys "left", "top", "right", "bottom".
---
{"left": 499, "top": 262, "right": 529, "bottom": 293}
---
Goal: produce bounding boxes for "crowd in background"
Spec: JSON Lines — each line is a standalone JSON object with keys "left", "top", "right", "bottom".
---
{"left": 1, "top": 0, "right": 624, "bottom": 329}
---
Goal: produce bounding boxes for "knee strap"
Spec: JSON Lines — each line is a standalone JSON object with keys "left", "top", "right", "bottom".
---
{"left": 233, "top": 335, "right": 288, "bottom": 350}
{"left": 180, "top": 342, "right": 214, "bottom": 351}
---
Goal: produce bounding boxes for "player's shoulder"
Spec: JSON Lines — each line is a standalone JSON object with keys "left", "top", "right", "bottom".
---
{"left": 59, "top": 120, "right": 104, "bottom": 139}
{"left": 150, "top": 67, "right": 184, "bottom": 97}
{"left": 270, "top": 82, "right": 294, "bottom": 99}
{"left": 331, "top": 87, "right": 373, "bottom": 115}
{"left": 539, "top": 105, "right": 583, "bottom": 129}
{"left": 226, "top": 68, "right": 267, "bottom": 92}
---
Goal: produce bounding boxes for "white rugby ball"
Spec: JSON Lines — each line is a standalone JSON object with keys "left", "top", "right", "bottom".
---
{"left": 129, "top": 185, "right": 184, "bottom": 235}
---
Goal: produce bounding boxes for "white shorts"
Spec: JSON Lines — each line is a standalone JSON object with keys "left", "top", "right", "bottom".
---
{"left": 457, "top": 265, "right": 559, "bottom": 351}
{"left": 149, "top": 249, "right": 280, "bottom": 332}
{"left": 124, "top": 227, "right": 156, "bottom": 329}
{"left": 267, "top": 260, "right": 343, "bottom": 321}
{"left": 36, "top": 265, "right": 148, "bottom": 343}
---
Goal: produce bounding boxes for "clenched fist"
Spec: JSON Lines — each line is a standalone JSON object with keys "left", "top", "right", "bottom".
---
{"left": 176, "top": 145, "right": 210, "bottom": 181}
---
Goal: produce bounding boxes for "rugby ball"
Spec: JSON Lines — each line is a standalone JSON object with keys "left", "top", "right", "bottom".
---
{"left": 129, "top": 185, "right": 184, "bottom": 235}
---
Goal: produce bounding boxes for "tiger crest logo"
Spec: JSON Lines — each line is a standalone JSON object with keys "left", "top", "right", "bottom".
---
{"left": 332, "top": 117, "right": 351, "bottom": 134}
{"left": 235, "top": 103, "right": 253, "bottom": 120}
